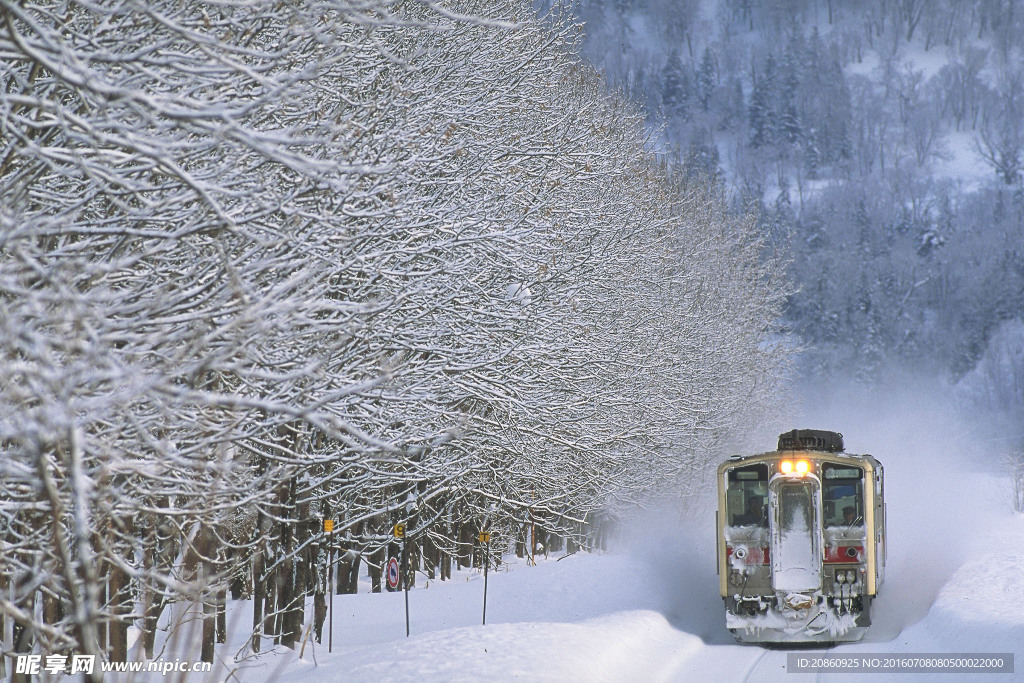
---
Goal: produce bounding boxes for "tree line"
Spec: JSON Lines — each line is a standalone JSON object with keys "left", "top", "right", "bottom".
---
{"left": 0, "top": 0, "right": 789, "bottom": 674}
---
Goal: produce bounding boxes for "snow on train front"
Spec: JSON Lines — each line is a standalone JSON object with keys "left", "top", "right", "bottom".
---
{"left": 716, "top": 429, "right": 885, "bottom": 644}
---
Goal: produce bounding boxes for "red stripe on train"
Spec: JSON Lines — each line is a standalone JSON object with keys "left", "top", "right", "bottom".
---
{"left": 824, "top": 545, "right": 863, "bottom": 563}
{"left": 725, "top": 546, "right": 771, "bottom": 564}
{"left": 727, "top": 545, "right": 862, "bottom": 564}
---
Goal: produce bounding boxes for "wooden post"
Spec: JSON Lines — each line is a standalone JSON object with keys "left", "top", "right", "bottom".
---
{"left": 402, "top": 539, "right": 410, "bottom": 637}
{"left": 326, "top": 520, "right": 334, "bottom": 652}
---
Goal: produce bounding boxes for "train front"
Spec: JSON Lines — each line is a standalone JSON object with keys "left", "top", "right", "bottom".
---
{"left": 717, "top": 430, "right": 881, "bottom": 644}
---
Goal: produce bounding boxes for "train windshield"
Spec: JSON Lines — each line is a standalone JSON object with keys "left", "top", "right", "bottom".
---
{"left": 822, "top": 463, "right": 864, "bottom": 527}
{"left": 725, "top": 463, "right": 769, "bottom": 526}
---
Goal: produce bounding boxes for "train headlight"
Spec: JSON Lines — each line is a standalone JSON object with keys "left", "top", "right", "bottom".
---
{"left": 796, "top": 460, "right": 809, "bottom": 475}
{"left": 780, "top": 460, "right": 793, "bottom": 474}
{"left": 835, "top": 571, "right": 846, "bottom": 584}
{"left": 847, "top": 570, "right": 858, "bottom": 584}
{"left": 733, "top": 546, "right": 748, "bottom": 560}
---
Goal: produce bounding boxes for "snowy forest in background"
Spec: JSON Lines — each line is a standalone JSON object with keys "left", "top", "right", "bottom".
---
{"left": 548, "top": 0, "right": 1024, "bottom": 432}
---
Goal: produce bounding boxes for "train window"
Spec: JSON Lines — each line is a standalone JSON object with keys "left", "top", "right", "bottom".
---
{"left": 822, "top": 463, "right": 864, "bottom": 527}
{"left": 726, "top": 464, "right": 768, "bottom": 526}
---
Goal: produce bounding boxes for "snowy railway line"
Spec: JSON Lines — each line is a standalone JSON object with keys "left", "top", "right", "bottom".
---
{"left": 739, "top": 649, "right": 772, "bottom": 683}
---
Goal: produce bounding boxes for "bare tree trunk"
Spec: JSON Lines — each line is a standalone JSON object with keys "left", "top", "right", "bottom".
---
{"left": 458, "top": 523, "right": 474, "bottom": 569}
{"left": 287, "top": 549, "right": 307, "bottom": 646}
{"left": 440, "top": 546, "right": 451, "bottom": 581}
{"left": 275, "top": 560, "right": 290, "bottom": 646}
{"left": 216, "top": 585, "right": 227, "bottom": 644}
{"left": 141, "top": 531, "right": 157, "bottom": 659}
{"left": 143, "top": 585, "right": 165, "bottom": 659}
{"left": 263, "top": 568, "right": 277, "bottom": 641}
{"left": 11, "top": 582, "right": 35, "bottom": 683}
{"left": 109, "top": 564, "right": 129, "bottom": 662}
{"left": 336, "top": 550, "right": 351, "bottom": 594}
{"left": 346, "top": 551, "right": 361, "bottom": 593}
{"left": 313, "top": 590, "right": 326, "bottom": 644}
{"left": 42, "top": 591, "right": 62, "bottom": 626}
{"left": 189, "top": 526, "right": 217, "bottom": 665}
{"left": 369, "top": 547, "right": 384, "bottom": 593}
{"left": 141, "top": 502, "right": 175, "bottom": 661}
{"left": 202, "top": 602, "right": 216, "bottom": 664}
{"left": 566, "top": 524, "right": 579, "bottom": 554}
{"left": 0, "top": 573, "right": 7, "bottom": 681}
{"left": 336, "top": 546, "right": 360, "bottom": 594}
{"left": 201, "top": 558, "right": 216, "bottom": 664}
{"left": 252, "top": 541, "right": 264, "bottom": 653}
{"left": 95, "top": 563, "right": 108, "bottom": 653}
{"left": 280, "top": 479, "right": 304, "bottom": 649}
{"left": 277, "top": 557, "right": 295, "bottom": 648}
{"left": 423, "top": 534, "right": 436, "bottom": 580}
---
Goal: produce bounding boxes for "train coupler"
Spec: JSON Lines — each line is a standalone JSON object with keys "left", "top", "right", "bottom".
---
{"left": 731, "top": 595, "right": 770, "bottom": 616}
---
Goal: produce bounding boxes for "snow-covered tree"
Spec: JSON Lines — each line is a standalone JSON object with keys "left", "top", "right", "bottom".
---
{"left": 0, "top": 0, "right": 790, "bottom": 667}
{"left": 975, "top": 70, "right": 1024, "bottom": 185}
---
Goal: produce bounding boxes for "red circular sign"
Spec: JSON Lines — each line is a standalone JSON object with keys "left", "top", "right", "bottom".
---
{"left": 386, "top": 557, "right": 400, "bottom": 589}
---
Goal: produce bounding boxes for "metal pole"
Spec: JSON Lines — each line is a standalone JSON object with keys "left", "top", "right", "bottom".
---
{"left": 402, "top": 539, "right": 410, "bottom": 637}
{"left": 328, "top": 534, "right": 334, "bottom": 653}
{"left": 482, "top": 540, "right": 489, "bottom": 626}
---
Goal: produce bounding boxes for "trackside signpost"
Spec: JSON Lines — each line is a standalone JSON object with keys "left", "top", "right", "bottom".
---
{"left": 393, "top": 523, "right": 410, "bottom": 636}
{"left": 479, "top": 532, "right": 491, "bottom": 625}
{"left": 386, "top": 557, "right": 400, "bottom": 589}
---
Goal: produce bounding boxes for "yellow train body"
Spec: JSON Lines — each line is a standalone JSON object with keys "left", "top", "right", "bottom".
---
{"left": 716, "top": 430, "right": 885, "bottom": 643}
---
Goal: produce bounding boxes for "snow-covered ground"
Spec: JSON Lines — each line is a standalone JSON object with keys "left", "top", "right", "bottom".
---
{"left": 135, "top": 383, "right": 1024, "bottom": 682}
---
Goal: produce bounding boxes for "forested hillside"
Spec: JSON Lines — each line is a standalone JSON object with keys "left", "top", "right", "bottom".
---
{"left": 0, "top": 0, "right": 789, "bottom": 668}
{"left": 556, "top": 0, "right": 1024, "bottom": 422}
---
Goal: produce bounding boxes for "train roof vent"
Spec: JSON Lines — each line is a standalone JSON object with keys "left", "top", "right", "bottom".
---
{"left": 777, "top": 429, "right": 844, "bottom": 452}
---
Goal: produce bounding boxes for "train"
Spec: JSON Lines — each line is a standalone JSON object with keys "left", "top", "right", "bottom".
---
{"left": 716, "top": 429, "right": 885, "bottom": 643}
